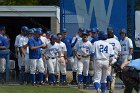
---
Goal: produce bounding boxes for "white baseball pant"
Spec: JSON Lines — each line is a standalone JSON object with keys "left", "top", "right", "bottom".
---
{"left": 0, "top": 58, "right": 6, "bottom": 73}
{"left": 30, "top": 58, "right": 45, "bottom": 74}
{"left": 58, "top": 57, "right": 66, "bottom": 75}
{"left": 93, "top": 60, "right": 109, "bottom": 83}
{"left": 68, "top": 57, "right": 77, "bottom": 72}
{"left": 77, "top": 57, "right": 90, "bottom": 76}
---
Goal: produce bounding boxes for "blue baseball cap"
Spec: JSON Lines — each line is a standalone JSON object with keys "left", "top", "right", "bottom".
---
{"left": 120, "top": 28, "right": 127, "bottom": 34}
{"left": 28, "top": 29, "right": 34, "bottom": 34}
{"left": 34, "top": 28, "right": 42, "bottom": 35}
{"left": 86, "top": 28, "right": 91, "bottom": 33}
{"left": 31, "top": 28, "right": 36, "bottom": 32}
{"left": 107, "top": 27, "right": 113, "bottom": 32}
{"left": 62, "top": 28, "right": 67, "bottom": 33}
{"left": 91, "top": 28, "right": 98, "bottom": 32}
{"left": 82, "top": 31, "right": 88, "bottom": 36}
{"left": 46, "top": 31, "right": 51, "bottom": 35}
{"left": 51, "top": 35, "right": 57, "bottom": 39}
{"left": 79, "top": 27, "right": 85, "bottom": 32}
{"left": 21, "top": 26, "right": 28, "bottom": 31}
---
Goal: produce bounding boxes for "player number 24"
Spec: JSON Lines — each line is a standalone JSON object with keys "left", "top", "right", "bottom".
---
{"left": 99, "top": 45, "right": 108, "bottom": 53}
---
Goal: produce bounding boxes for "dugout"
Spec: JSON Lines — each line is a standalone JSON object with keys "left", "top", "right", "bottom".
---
{"left": 0, "top": 6, "right": 60, "bottom": 76}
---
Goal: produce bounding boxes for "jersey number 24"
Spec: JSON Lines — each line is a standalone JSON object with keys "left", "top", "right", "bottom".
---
{"left": 99, "top": 45, "right": 108, "bottom": 53}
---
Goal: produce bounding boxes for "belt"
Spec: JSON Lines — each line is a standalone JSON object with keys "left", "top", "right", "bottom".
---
{"left": 78, "top": 55, "right": 89, "bottom": 58}
{"left": 48, "top": 57, "right": 56, "bottom": 59}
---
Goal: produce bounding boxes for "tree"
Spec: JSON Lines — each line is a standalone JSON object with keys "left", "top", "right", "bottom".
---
{"left": 0, "top": 0, "right": 60, "bottom": 6}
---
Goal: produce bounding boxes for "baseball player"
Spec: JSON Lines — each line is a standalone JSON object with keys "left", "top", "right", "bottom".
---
{"left": 57, "top": 33, "right": 67, "bottom": 84}
{"left": 106, "top": 28, "right": 121, "bottom": 90}
{"left": 0, "top": 26, "right": 8, "bottom": 84}
{"left": 74, "top": 31, "right": 94, "bottom": 89}
{"left": 93, "top": 31, "right": 115, "bottom": 93}
{"left": 18, "top": 26, "right": 29, "bottom": 84}
{"left": 61, "top": 28, "right": 78, "bottom": 85}
{"left": 87, "top": 28, "right": 99, "bottom": 85}
{"left": 43, "top": 35, "right": 61, "bottom": 85}
{"left": 23, "top": 29, "right": 34, "bottom": 84}
{"left": 0, "top": 26, "right": 10, "bottom": 48}
{"left": 107, "top": 27, "right": 118, "bottom": 40}
{"left": 14, "top": 26, "right": 28, "bottom": 84}
{"left": 28, "top": 29, "right": 46, "bottom": 86}
{"left": 87, "top": 28, "right": 92, "bottom": 41}
{"left": 40, "top": 30, "right": 50, "bottom": 83}
{"left": 91, "top": 28, "right": 99, "bottom": 44}
{"left": 119, "top": 28, "right": 133, "bottom": 65}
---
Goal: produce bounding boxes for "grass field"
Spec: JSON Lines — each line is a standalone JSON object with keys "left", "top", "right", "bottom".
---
{"left": 0, "top": 85, "right": 85, "bottom": 93}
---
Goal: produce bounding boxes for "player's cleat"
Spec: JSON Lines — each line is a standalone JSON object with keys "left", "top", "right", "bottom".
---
{"left": 77, "top": 83, "right": 82, "bottom": 89}
{"left": 39, "top": 82, "right": 44, "bottom": 85}
{"left": 49, "top": 82, "right": 54, "bottom": 86}
{"left": 97, "top": 89, "right": 101, "bottom": 93}
{"left": 32, "top": 83, "right": 36, "bottom": 86}
{"left": 70, "top": 80, "right": 77, "bottom": 85}
{"left": 83, "top": 84, "right": 87, "bottom": 89}
{"left": 107, "top": 81, "right": 111, "bottom": 90}
{"left": 62, "top": 81, "right": 68, "bottom": 85}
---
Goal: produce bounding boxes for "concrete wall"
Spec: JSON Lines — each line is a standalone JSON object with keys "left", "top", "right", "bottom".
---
{"left": 51, "top": 17, "right": 60, "bottom": 34}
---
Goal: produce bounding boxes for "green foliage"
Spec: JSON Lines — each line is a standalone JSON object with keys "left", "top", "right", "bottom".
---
{"left": 0, "top": 0, "right": 59, "bottom": 6}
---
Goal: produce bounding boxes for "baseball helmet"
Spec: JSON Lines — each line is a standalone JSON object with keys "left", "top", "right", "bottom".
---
{"left": 98, "top": 31, "right": 108, "bottom": 40}
{"left": 21, "top": 26, "right": 28, "bottom": 31}
{"left": 28, "top": 29, "right": 34, "bottom": 34}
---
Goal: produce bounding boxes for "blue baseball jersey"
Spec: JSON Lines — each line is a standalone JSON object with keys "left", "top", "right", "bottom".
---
{"left": 28, "top": 36, "right": 43, "bottom": 59}
{"left": 62, "top": 36, "right": 76, "bottom": 57}
{"left": 0, "top": 35, "right": 8, "bottom": 58}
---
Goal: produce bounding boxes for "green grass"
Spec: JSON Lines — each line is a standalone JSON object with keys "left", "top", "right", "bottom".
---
{"left": 0, "top": 85, "right": 85, "bottom": 93}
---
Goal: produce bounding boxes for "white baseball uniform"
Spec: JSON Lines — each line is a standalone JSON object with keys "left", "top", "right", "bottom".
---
{"left": 18, "top": 36, "right": 28, "bottom": 67}
{"left": 57, "top": 41, "right": 67, "bottom": 75}
{"left": 40, "top": 36, "right": 50, "bottom": 73}
{"left": 120, "top": 37, "right": 133, "bottom": 63}
{"left": 106, "top": 38, "right": 121, "bottom": 77}
{"left": 44, "top": 42, "right": 60, "bottom": 75}
{"left": 93, "top": 40, "right": 114, "bottom": 83}
{"left": 74, "top": 39, "right": 93, "bottom": 76}
{"left": 14, "top": 34, "right": 24, "bottom": 70}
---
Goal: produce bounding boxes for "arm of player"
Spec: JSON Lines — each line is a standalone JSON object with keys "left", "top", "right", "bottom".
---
{"left": 121, "top": 60, "right": 130, "bottom": 69}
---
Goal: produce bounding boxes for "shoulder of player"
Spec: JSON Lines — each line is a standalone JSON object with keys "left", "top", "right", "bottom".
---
{"left": 0, "top": 36, "right": 6, "bottom": 42}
